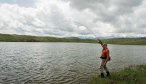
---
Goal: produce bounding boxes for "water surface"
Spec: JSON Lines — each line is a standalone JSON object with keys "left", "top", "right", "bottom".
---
{"left": 0, "top": 42, "right": 146, "bottom": 84}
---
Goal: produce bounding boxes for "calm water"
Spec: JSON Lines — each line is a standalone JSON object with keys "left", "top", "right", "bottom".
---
{"left": 0, "top": 42, "right": 146, "bottom": 84}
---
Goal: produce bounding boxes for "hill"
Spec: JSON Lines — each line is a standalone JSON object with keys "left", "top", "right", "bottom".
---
{"left": 0, "top": 34, "right": 95, "bottom": 43}
{"left": 0, "top": 34, "right": 145, "bottom": 45}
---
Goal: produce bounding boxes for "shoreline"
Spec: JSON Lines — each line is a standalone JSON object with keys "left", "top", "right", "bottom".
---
{"left": 0, "top": 33, "right": 146, "bottom": 45}
{"left": 0, "top": 41, "right": 146, "bottom": 45}
{"left": 89, "top": 65, "right": 146, "bottom": 84}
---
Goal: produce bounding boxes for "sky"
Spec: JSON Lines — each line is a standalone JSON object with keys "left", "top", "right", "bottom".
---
{"left": 0, "top": 0, "right": 146, "bottom": 38}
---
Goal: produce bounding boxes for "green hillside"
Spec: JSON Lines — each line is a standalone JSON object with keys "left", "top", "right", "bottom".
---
{"left": 0, "top": 34, "right": 95, "bottom": 43}
{"left": 102, "top": 38, "right": 146, "bottom": 45}
{"left": 0, "top": 34, "right": 145, "bottom": 45}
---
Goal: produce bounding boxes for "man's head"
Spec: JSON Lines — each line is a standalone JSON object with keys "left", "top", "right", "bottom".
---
{"left": 103, "top": 43, "right": 107, "bottom": 48}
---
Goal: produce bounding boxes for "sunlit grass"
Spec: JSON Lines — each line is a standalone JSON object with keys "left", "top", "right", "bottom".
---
{"left": 90, "top": 65, "right": 146, "bottom": 84}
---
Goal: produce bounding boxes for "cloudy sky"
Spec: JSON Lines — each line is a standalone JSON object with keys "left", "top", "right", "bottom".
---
{"left": 0, "top": 0, "right": 146, "bottom": 38}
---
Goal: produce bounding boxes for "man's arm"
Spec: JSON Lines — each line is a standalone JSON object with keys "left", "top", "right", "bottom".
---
{"left": 98, "top": 39, "right": 103, "bottom": 47}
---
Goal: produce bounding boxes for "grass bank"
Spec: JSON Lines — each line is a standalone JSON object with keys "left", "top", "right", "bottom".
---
{"left": 0, "top": 34, "right": 146, "bottom": 45}
{"left": 102, "top": 38, "right": 146, "bottom": 45}
{"left": 90, "top": 65, "right": 146, "bottom": 84}
{"left": 0, "top": 34, "right": 95, "bottom": 43}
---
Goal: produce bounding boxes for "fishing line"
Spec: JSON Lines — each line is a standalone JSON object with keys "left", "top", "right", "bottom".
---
{"left": 74, "top": 21, "right": 100, "bottom": 41}
{"left": 73, "top": 21, "right": 103, "bottom": 69}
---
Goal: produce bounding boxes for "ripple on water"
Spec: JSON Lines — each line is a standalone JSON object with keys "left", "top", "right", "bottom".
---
{"left": 0, "top": 43, "right": 146, "bottom": 84}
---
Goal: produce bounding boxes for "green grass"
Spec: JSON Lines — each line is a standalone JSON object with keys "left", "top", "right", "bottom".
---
{"left": 102, "top": 38, "right": 146, "bottom": 45}
{"left": 0, "top": 33, "right": 146, "bottom": 45}
{"left": 0, "top": 34, "right": 95, "bottom": 42}
{"left": 90, "top": 65, "right": 146, "bottom": 84}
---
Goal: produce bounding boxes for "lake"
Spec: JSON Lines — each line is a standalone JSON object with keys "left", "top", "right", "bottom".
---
{"left": 0, "top": 42, "right": 146, "bottom": 84}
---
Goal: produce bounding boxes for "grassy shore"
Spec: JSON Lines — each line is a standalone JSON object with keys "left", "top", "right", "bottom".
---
{"left": 90, "top": 65, "right": 146, "bottom": 84}
{"left": 102, "top": 38, "right": 146, "bottom": 45}
{"left": 0, "top": 34, "right": 146, "bottom": 45}
{"left": 0, "top": 34, "right": 95, "bottom": 43}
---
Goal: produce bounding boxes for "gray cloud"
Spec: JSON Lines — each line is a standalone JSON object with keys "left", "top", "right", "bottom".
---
{"left": 68, "top": 0, "right": 143, "bottom": 24}
{"left": 67, "top": 0, "right": 145, "bottom": 37}
{"left": 0, "top": 0, "right": 145, "bottom": 38}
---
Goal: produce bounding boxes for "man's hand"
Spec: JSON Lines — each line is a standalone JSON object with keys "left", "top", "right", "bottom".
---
{"left": 98, "top": 39, "right": 102, "bottom": 44}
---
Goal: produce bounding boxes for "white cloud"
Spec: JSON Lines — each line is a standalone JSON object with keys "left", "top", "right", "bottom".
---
{"left": 0, "top": 0, "right": 145, "bottom": 38}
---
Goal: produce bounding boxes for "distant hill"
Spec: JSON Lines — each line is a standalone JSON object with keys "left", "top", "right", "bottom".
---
{"left": 0, "top": 33, "right": 96, "bottom": 43}
{"left": 140, "top": 37, "right": 146, "bottom": 39}
{"left": 102, "top": 38, "right": 146, "bottom": 45}
{"left": 0, "top": 33, "right": 145, "bottom": 45}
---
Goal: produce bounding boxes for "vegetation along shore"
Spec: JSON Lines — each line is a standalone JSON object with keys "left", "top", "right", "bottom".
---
{"left": 90, "top": 65, "right": 146, "bottom": 84}
{"left": 0, "top": 34, "right": 146, "bottom": 45}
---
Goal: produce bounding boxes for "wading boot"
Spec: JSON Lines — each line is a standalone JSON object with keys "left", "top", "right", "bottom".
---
{"left": 106, "top": 71, "right": 111, "bottom": 77}
{"left": 100, "top": 73, "right": 104, "bottom": 78}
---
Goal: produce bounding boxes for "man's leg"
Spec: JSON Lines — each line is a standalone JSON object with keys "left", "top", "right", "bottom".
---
{"left": 103, "top": 64, "right": 111, "bottom": 77}
{"left": 100, "top": 59, "right": 105, "bottom": 78}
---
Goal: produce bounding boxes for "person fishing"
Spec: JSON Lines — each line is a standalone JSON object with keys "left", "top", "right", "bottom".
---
{"left": 74, "top": 21, "right": 111, "bottom": 77}
{"left": 98, "top": 39, "right": 111, "bottom": 78}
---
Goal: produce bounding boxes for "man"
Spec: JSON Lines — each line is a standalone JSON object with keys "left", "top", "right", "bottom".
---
{"left": 98, "top": 39, "right": 111, "bottom": 78}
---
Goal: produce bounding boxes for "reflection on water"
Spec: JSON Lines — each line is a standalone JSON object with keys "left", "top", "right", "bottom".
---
{"left": 0, "top": 42, "right": 146, "bottom": 84}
